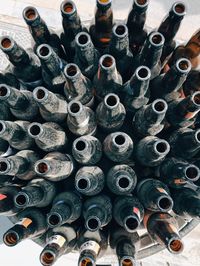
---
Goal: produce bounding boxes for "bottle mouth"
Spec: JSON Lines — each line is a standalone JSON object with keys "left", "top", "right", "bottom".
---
{"left": 0, "top": 84, "right": 10, "bottom": 99}
{"left": 114, "top": 134, "right": 126, "bottom": 146}
{"left": 149, "top": 32, "right": 165, "bottom": 47}
{"left": 23, "top": 6, "right": 39, "bottom": 22}
{"left": 0, "top": 36, "right": 14, "bottom": 51}
{"left": 113, "top": 24, "right": 128, "bottom": 38}
{"left": 68, "top": 101, "right": 83, "bottom": 116}
{"left": 195, "top": 130, "right": 200, "bottom": 144}
{"left": 97, "top": 0, "right": 112, "bottom": 6}
{"left": 124, "top": 216, "right": 139, "bottom": 232}
{"left": 136, "top": 66, "right": 151, "bottom": 80}
{"left": 35, "top": 161, "right": 50, "bottom": 175}
{"left": 172, "top": 2, "right": 186, "bottom": 16}
{"left": 120, "top": 256, "right": 135, "bottom": 266}
{"left": 158, "top": 196, "right": 173, "bottom": 212}
{"left": 134, "top": 0, "right": 149, "bottom": 8}
{"left": 76, "top": 32, "right": 91, "bottom": 47}
{"left": 152, "top": 99, "right": 168, "bottom": 114}
{"left": 117, "top": 176, "right": 131, "bottom": 190}
{"left": 176, "top": 58, "right": 191, "bottom": 73}
{"left": 37, "top": 44, "right": 52, "bottom": 59}
{"left": 74, "top": 139, "right": 87, "bottom": 153}
{"left": 40, "top": 250, "right": 56, "bottom": 266}
{"left": 100, "top": 54, "right": 115, "bottom": 69}
{"left": 104, "top": 93, "right": 119, "bottom": 109}
{"left": 154, "top": 140, "right": 170, "bottom": 155}
{"left": 3, "top": 231, "right": 19, "bottom": 247}
{"left": 86, "top": 217, "right": 101, "bottom": 231}
{"left": 47, "top": 213, "right": 62, "bottom": 227}
{"left": 192, "top": 91, "right": 200, "bottom": 107}
{"left": 0, "top": 159, "right": 10, "bottom": 174}
{"left": 64, "top": 64, "right": 79, "bottom": 79}
{"left": 61, "top": 0, "right": 76, "bottom": 15}
{"left": 168, "top": 238, "right": 184, "bottom": 254}
{"left": 79, "top": 256, "right": 95, "bottom": 266}
{"left": 76, "top": 178, "right": 90, "bottom": 191}
{"left": 28, "top": 123, "right": 43, "bottom": 138}
{"left": 33, "top": 87, "right": 48, "bottom": 102}
{"left": 14, "top": 193, "right": 29, "bottom": 208}
{"left": 185, "top": 165, "right": 200, "bottom": 181}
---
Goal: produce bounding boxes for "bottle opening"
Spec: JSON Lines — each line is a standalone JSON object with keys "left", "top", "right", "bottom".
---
{"left": 154, "top": 100, "right": 166, "bottom": 112}
{"left": 1, "top": 38, "right": 12, "bottom": 49}
{"left": 48, "top": 214, "right": 61, "bottom": 226}
{"left": 63, "top": 2, "right": 74, "bottom": 13}
{"left": 151, "top": 33, "right": 163, "bottom": 45}
{"left": 185, "top": 166, "right": 199, "bottom": 180}
{"left": 106, "top": 94, "right": 118, "bottom": 107}
{"left": 193, "top": 93, "right": 200, "bottom": 105}
{"left": 36, "top": 88, "right": 46, "bottom": 100}
{"left": 178, "top": 59, "right": 190, "bottom": 71}
{"left": 25, "top": 8, "right": 37, "bottom": 20}
{"left": 174, "top": 3, "right": 185, "bottom": 14}
{"left": 0, "top": 85, "right": 8, "bottom": 96}
{"left": 0, "top": 161, "right": 8, "bottom": 172}
{"left": 77, "top": 178, "right": 88, "bottom": 190}
{"left": 114, "top": 135, "right": 126, "bottom": 145}
{"left": 29, "top": 124, "right": 41, "bottom": 136}
{"left": 115, "top": 25, "right": 126, "bottom": 36}
{"left": 125, "top": 217, "right": 139, "bottom": 231}
{"left": 4, "top": 232, "right": 18, "bottom": 246}
{"left": 36, "top": 162, "right": 49, "bottom": 174}
{"left": 41, "top": 251, "right": 55, "bottom": 265}
{"left": 78, "top": 34, "right": 89, "bottom": 45}
{"left": 66, "top": 65, "right": 78, "bottom": 77}
{"left": 39, "top": 46, "right": 50, "bottom": 57}
{"left": 102, "top": 56, "right": 114, "bottom": 68}
{"left": 121, "top": 258, "right": 134, "bottom": 266}
{"left": 76, "top": 140, "right": 86, "bottom": 151}
{"left": 137, "top": 67, "right": 149, "bottom": 79}
{"left": 15, "top": 194, "right": 28, "bottom": 206}
{"left": 87, "top": 218, "right": 100, "bottom": 231}
{"left": 70, "top": 102, "right": 81, "bottom": 113}
{"left": 118, "top": 177, "right": 130, "bottom": 189}
{"left": 158, "top": 197, "right": 172, "bottom": 211}
{"left": 169, "top": 239, "right": 183, "bottom": 253}
{"left": 80, "top": 258, "right": 93, "bottom": 266}
{"left": 155, "top": 141, "right": 168, "bottom": 153}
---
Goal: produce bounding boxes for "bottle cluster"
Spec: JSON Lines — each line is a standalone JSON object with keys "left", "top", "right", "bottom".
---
{"left": 0, "top": 0, "right": 200, "bottom": 265}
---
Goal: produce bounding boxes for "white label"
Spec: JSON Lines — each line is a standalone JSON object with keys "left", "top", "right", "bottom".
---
{"left": 80, "top": 241, "right": 100, "bottom": 255}
{"left": 48, "top": 235, "right": 66, "bottom": 248}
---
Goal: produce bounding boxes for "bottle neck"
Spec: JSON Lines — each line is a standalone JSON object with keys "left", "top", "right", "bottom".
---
{"left": 116, "top": 238, "right": 136, "bottom": 266}
{"left": 0, "top": 121, "right": 25, "bottom": 143}
{"left": 95, "top": 3, "right": 113, "bottom": 33}
{"left": 76, "top": 170, "right": 99, "bottom": 195}
{"left": 144, "top": 100, "right": 167, "bottom": 124}
{"left": 85, "top": 206, "right": 105, "bottom": 231}
{"left": 79, "top": 239, "right": 101, "bottom": 266}
{"left": 98, "top": 55, "right": 118, "bottom": 80}
{"left": 48, "top": 202, "right": 72, "bottom": 227}
{"left": 143, "top": 138, "right": 169, "bottom": 161}
{"left": 68, "top": 101, "right": 88, "bottom": 125}
{"left": 0, "top": 155, "right": 28, "bottom": 176}
{"left": 101, "top": 93, "right": 122, "bottom": 118}
{"left": 109, "top": 134, "right": 131, "bottom": 154}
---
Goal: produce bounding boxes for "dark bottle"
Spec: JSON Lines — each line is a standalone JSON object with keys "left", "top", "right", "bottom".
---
{"left": 40, "top": 225, "right": 77, "bottom": 266}
{"left": 75, "top": 166, "right": 105, "bottom": 196}
{"left": 33, "top": 86, "right": 68, "bottom": 123}
{"left": 150, "top": 58, "right": 191, "bottom": 102}
{"left": 89, "top": 0, "right": 113, "bottom": 51}
{"left": 96, "top": 93, "right": 126, "bottom": 132}
{"left": 60, "top": 0, "right": 85, "bottom": 62}
{"left": 67, "top": 100, "right": 96, "bottom": 136}
{"left": 0, "top": 102, "right": 11, "bottom": 122}
{"left": 0, "top": 150, "right": 39, "bottom": 180}
{"left": 23, "top": 6, "right": 66, "bottom": 59}
{"left": 113, "top": 196, "right": 144, "bottom": 233}
{"left": 158, "top": 2, "right": 186, "bottom": 63}
{"left": 103, "top": 132, "right": 134, "bottom": 162}
{"left": 135, "top": 136, "right": 170, "bottom": 167}
{"left": 72, "top": 136, "right": 102, "bottom": 165}
{"left": 0, "top": 84, "right": 39, "bottom": 120}
{"left": 47, "top": 191, "right": 82, "bottom": 227}
{"left": 144, "top": 212, "right": 184, "bottom": 254}
{"left": 134, "top": 31, "right": 165, "bottom": 79}
{"left": 3, "top": 208, "right": 47, "bottom": 247}
{"left": 14, "top": 178, "right": 56, "bottom": 208}
{"left": 107, "top": 23, "right": 133, "bottom": 82}
{"left": 0, "top": 185, "right": 21, "bottom": 216}
{"left": 0, "top": 70, "right": 20, "bottom": 89}
{"left": 182, "top": 70, "right": 200, "bottom": 97}
{"left": 83, "top": 195, "right": 112, "bottom": 231}
{"left": 110, "top": 227, "right": 139, "bottom": 266}
{"left": 137, "top": 178, "right": 173, "bottom": 212}
{"left": 0, "top": 138, "right": 9, "bottom": 156}
{"left": 167, "top": 91, "right": 200, "bottom": 128}
{"left": 168, "top": 128, "right": 200, "bottom": 159}
{"left": 171, "top": 187, "right": 200, "bottom": 219}
{"left": 77, "top": 229, "right": 108, "bottom": 266}
{"left": 34, "top": 152, "right": 74, "bottom": 182}
{"left": 36, "top": 44, "right": 66, "bottom": 93}
{"left": 64, "top": 63, "right": 94, "bottom": 107}
{"left": 107, "top": 164, "right": 137, "bottom": 195}
{"left": 28, "top": 122, "right": 68, "bottom": 152}
{"left": 74, "top": 32, "right": 100, "bottom": 79}
{"left": 127, "top": 0, "right": 149, "bottom": 55}
{"left": 133, "top": 99, "right": 168, "bottom": 137}
{"left": 0, "top": 36, "right": 42, "bottom": 89}
{"left": 0, "top": 120, "right": 34, "bottom": 150}
{"left": 122, "top": 66, "right": 151, "bottom": 113}
{"left": 157, "top": 157, "right": 200, "bottom": 188}
{"left": 93, "top": 54, "right": 123, "bottom": 101}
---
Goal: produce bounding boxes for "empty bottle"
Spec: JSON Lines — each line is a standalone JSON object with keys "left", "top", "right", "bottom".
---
{"left": 150, "top": 58, "right": 191, "bottom": 102}
{"left": 182, "top": 70, "right": 200, "bottom": 97}
{"left": 0, "top": 150, "right": 39, "bottom": 180}
{"left": 40, "top": 225, "right": 77, "bottom": 266}
{"left": 0, "top": 36, "right": 42, "bottom": 89}
{"left": 171, "top": 187, "right": 200, "bottom": 219}
{"left": 137, "top": 178, "right": 173, "bottom": 212}
{"left": 0, "top": 185, "right": 21, "bottom": 216}
{"left": 135, "top": 136, "right": 170, "bottom": 166}
{"left": 122, "top": 66, "right": 151, "bottom": 113}
{"left": 89, "top": 0, "right": 113, "bottom": 50}
{"left": 36, "top": 44, "right": 66, "bottom": 92}
{"left": 107, "top": 23, "right": 133, "bottom": 82}
{"left": 47, "top": 191, "right": 82, "bottom": 227}
{"left": 93, "top": 54, "right": 123, "bottom": 101}
{"left": 96, "top": 93, "right": 126, "bottom": 132}
{"left": 0, "top": 70, "right": 20, "bottom": 89}
{"left": 127, "top": 0, "right": 149, "bottom": 55}
{"left": 134, "top": 31, "right": 165, "bottom": 79}
{"left": 28, "top": 122, "right": 68, "bottom": 152}
{"left": 23, "top": 6, "right": 65, "bottom": 59}
{"left": 110, "top": 227, "right": 139, "bottom": 266}
{"left": 157, "top": 157, "right": 200, "bottom": 188}
{"left": 158, "top": 2, "right": 186, "bottom": 63}
{"left": 14, "top": 178, "right": 56, "bottom": 208}
{"left": 75, "top": 166, "right": 105, "bottom": 196}
{"left": 144, "top": 212, "right": 184, "bottom": 254}
{"left": 133, "top": 99, "right": 168, "bottom": 137}
{"left": 83, "top": 195, "right": 112, "bottom": 231}
{"left": 77, "top": 229, "right": 108, "bottom": 266}
{"left": 107, "top": 164, "right": 137, "bottom": 195}
{"left": 3, "top": 208, "right": 47, "bottom": 246}
{"left": 167, "top": 91, "right": 200, "bottom": 128}
{"left": 169, "top": 128, "right": 200, "bottom": 159}
{"left": 0, "top": 84, "right": 39, "bottom": 120}
{"left": 0, "top": 120, "right": 34, "bottom": 150}
{"left": 113, "top": 196, "right": 144, "bottom": 233}
{"left": 72, "top": 136, "right": 102, "bottom": 165}
{"left": 60, "top": 0, "right": 85, "bottom": 61}
{"left": 103, "top": 132, "right": 134, "bottom": 162}
{"left": 67, "top": 100, "right": 96, "bottom": 136}
{"left": 74, "top": 32, "right": 100, "bottom": 79}
{"left": 64, "top": 63, "right": 94, "bottom": 106}
{"left": 34, "top": 152, "right": 74, "bottom": 182}
{"left": 33, "top": 86, "right": 68, "bottom": 123}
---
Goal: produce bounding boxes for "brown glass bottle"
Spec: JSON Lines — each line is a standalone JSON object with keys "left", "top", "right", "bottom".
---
{"left": 89, "top": 0, "right": 113, "bottom": 51}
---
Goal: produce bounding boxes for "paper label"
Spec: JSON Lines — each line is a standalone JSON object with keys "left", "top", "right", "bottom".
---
{"left": 49, "top": 235, "right": 66, "bottom": 248}
{"left": 17, "top": 218, "right": 33, "bottom": 228}
{"left": 80, "top": 241, "right": 100, "bottom": 255}
{"left": 0, "top": 194, "right": 7, "bottom": 201}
